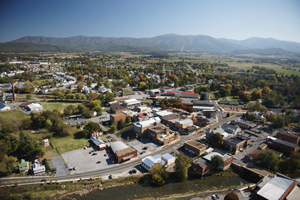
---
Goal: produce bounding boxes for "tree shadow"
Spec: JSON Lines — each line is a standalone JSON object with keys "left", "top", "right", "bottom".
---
{"left": 74, "top": 131, "right": 85, "bottom": 139}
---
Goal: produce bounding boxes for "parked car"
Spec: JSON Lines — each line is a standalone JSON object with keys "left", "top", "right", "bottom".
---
{"left": 92, "top": 152, "right": 97, "bottom": 155}
{"left": 142, "top": 146, "right": 148, "bottom": 150}
{"left": 96, "top": 161, "right": 101, "bottom": 164}
{"left": 89, "top": 151, "right": 93, "bottom": 154}
{"left": 211, "top": 195, "right": 216, "bottom": 200}
{"left": 104, "top": 154, "right": 107, "bottom": 156}
{"left": 216, "top": 194, "right": 219, "bottom": 199}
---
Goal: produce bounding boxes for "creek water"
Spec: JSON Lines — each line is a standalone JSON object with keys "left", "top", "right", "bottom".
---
{"left": 65, "top": 174, "right": 251, "bottom": 200}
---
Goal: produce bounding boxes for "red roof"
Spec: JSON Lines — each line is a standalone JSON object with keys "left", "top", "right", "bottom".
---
{"left": 167, "top": 92, "right": 177, "bottom": 94}
{"left": 90, "top": 130, "right": 101, "bottom": 133}
{"left": 138, "top": 113, "right": 147, "bottom": 117}
{"left": 20, "top": 102, "right": 33, "bottom": 107}
{"left": 182, "top": 91, "right": 196, "bottom": 95}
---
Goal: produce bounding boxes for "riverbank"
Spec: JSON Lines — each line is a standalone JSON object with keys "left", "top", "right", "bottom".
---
{"left": 0, "top": 170, "right": 254, "bottom": 200}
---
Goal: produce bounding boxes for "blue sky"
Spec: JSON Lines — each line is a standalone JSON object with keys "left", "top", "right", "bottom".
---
{"left": 0, "top": 0, "right": 300, "bottom": 43}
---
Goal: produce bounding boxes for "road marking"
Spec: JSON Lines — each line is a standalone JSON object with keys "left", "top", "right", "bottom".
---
{"left": 11, "top": 181, "right": 14, "bottom": 183}
{"left": 5, "top": 181, "right": 7, "bottom": 183}
{"left": 25, "top": 180, "right": 27, "bottom": 182}
{"left": 18, "top": 180, "right": 20, "bottom": 182}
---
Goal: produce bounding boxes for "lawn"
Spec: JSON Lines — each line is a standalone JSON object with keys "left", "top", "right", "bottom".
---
{"left": 0, "top": 109, "right": 30, "bottom": 124}
{"left": 40, "top": 102, "right": 82, "bottom": 113}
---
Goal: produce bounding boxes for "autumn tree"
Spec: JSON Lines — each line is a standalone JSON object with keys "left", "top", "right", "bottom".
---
{"left": 150, "top": 163, "right": 169, "bottom": 186}
{"left": 77, "top": 74, "right": 84, "bottom": 82}
{"left": 242, "top": 84, "right": 247, "bottom": 91}
{"left": 262, "top": 86, "right": 270, "bottom": 95}
{"left": 77, "top": 84, "right": 84, "bottom": 92}
{"left": 251, "top": 91, "right": 262, "bottom": 100}
{"left": 224, "top": 192, "right": 239, "bottom": 200}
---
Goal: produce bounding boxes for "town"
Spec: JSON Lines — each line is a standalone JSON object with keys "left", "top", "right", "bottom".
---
{"left": 0, "top": 50, "right": 300, "bottom": 200}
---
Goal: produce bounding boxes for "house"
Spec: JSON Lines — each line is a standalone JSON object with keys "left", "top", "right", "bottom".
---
{"left": 110, "top": 141, "right": 137, "bottom": 163}
{"left": 91, "top": 110, "right": 97, "bottom": 116}
{"left": 231, "top": 118, "right": 255, "bottom": 129}
{"left": 43, "top": 139, "right": 49, "bottom": 147}
{"left": 255, "top": 173, "right": 296, "bottom": 200}
{"left": 184, "top": 140, "right": 207, "bottom": 156}
{"left": 108, "top": 101, "right": 119, "bottom": 107}
{"left": 33, "top": 163, "right": 46, "bottom": 175}
{"left": 18, "top": 159, "right": 29, "bottom": 173}
{"left": 0, "top": 103, "right": 11, "bottom": 111}
{"left": 275, "top": 131, "right": 300, "bottom": 145}
{"left": 90, "top": 130, "right": 102, "bottom": 137}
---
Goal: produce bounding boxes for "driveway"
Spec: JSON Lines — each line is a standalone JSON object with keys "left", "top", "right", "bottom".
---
{"left": 50, "top": 156, "right": 69, "bottom": 176}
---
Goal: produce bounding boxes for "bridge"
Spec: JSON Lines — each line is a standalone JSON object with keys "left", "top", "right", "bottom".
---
{"left": 232, "top": 160, "right": 274, "bottom": 177}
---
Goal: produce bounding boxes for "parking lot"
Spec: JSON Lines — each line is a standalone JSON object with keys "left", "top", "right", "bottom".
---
{"left": 61, "top": 146, "right": 115, "bottom": 174}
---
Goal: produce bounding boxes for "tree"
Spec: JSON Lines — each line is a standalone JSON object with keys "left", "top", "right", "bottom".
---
{"left": 82, "top": 107, "right": 91, "bottom": 118}
{"left": 242, "top": 84, "right": 247, "bottom": 91}
{"left": 211, "top": 132, "right": 223, "bottom": 147}
{"left": 57, "top": 92, "right": 64, "bottom": 100}
{"left": 150, "top": 163, "right": 169, "bottom": 186}
{"left": 224, "top": 192, "right": 239, "bottom": 200}
{"left": 26, "top": 94, "right": 32, "bottom": 100}
{"left": 211, "top": 155, "right": 224, "bottom": 171}
{"left": 226, "top": 112, "right": 230, "bottom": 117}
{"left": 126, "top": 116, "right": 131, "bottom": 124}
{"left": 3, "top": 155, "right": 17, "bottom": 175}
{"left": 117, "top": 119, "right": 125, "bottom": 130}
{"left": 82, "top": 122, "right": 101, "bottom": 138}
{"left": 258, "top": 150, "right": 280, "bottom": 171}
{"left": 110, "top": 124, "right": 117, "bottom": 133}
{"left": 77, "top": 84, "right": 84, "bottom": 92}
{"left": 174, "top": 152, "right": 192, "bottom": 181}
{"left": 43, "top": 158, "right": 51, "bottom": 173}
{"left": 132, "top": 115, "right": 138, "bottom": 122}
{"left": 262, "top": 86, "right": 270, "bottom": 95}
{"left": 251, "top": 91, "right": 262, "bottom": 100}
{"left": 77, "top": 74, "right": 84, "bottom": 82}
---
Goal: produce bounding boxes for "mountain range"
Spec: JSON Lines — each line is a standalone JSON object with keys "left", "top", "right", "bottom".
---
{"left": 1, "top": 34, "right": 300, "bottom": 54}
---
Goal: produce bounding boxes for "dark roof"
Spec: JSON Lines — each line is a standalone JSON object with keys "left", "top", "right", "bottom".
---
{"left": 162, "top": 114, "right": 180, "bottom": 121}
{"left": 225, "top": 137, "right": 245, "bottom": 145}
{"left": 193, "top": 157, "right": 211, "bottom": 168}
{"left": 185, "top": 140, "right": 206, "bottom": 150}
{"left": 245, "top": 148, "right": 282, "bottom": 160}
{"left": 193, "top": 100, "right": 214, "bottom": 106}
{"left": 273, "top": 139, "right": 298, "bottom": 148}
{"left": 276, "top": 131, "right": 300, "bottom": 140}
{"left": 111, "top": 105, "right": 127, "bottom": 111}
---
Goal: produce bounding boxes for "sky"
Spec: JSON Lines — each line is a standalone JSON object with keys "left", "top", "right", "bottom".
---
{"left": 0, "top": 0, "right": 300, "bottom": 43}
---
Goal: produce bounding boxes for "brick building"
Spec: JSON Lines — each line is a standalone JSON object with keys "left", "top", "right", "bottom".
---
{"left": 192, "top": 152, "right": 233, "bottom": 175}
{"left": 110, "top": 113, "right": 127, "bottom": 124}
{"left": 276, "top": 131, "right": 300, "bottom": 145}
{"left": 110, "top": 141, "right": 137, "bottom": 163}
{"left": 108, "top": 101, "right": 119, "bottom": 107}
{"left": 111, "top": 105, "right": 128, "bottom": 114}
{"left": 175, "top": 118, "right": 194, "bottom": 130}
{"left": 133, "top": 117, "right": 161, "bottom": 138}
{"left": 223, "top": 135, "right": 252, "bottom": 152}
{"left": 161, "top": 114, "right": 181, "bottom": 126}
{"left": 266, "top": 136, "right": 299, "bottom": 154}
{"left": 147, "top": 124, "right": 175, "bottom": 145}
{"left": 231, "top": 118, "right": 255, "bottom": 129}
{"left": 184, "top": 140, "right": 207, "bottom": 156}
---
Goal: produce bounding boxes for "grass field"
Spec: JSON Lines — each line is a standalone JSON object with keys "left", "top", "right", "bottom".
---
{"left": 41, "top": 102, "right": 82, "bottom": 113}
{"left": 0, "top": 109, "right": 30, "bottom": 124}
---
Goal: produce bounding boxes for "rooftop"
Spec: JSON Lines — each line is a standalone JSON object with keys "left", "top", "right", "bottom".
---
{"left": 111, "top": 141, "right": 128, "bottom": 154}
{"left": 111, "top": 105, "right": 127, "bottom": 111}
{"left": 245, "top": 148, "right": 282, "bottom": 160}
{"left": 134, "top": 117, "right": 161, "bottom": 128}
{"left": 185, "top": 140, "right": 206, "bottom": 150}
{"left": 115, "top": 146, "right": 137, "bottom": 157}
{"left": 193, "top": 157, "right": 211, "bottom": 168}
{"left": 276, "top": 131, "right": 300, "bottom": 140}
{"left": 178, "top": 118, "right": 193, "bottom": 124}
{"left": 111, "top": 113, "right": 127, "bottom": 118}
{"left": 267, "top": 136, "right": 299, "bottom": 148}
{"left": 162, "top": 114, "right": 180, "bottom": 121}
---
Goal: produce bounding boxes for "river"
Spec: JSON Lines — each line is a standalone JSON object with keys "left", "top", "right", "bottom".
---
{"left": 65, "top": 173, "right": 252, "bottom": 200}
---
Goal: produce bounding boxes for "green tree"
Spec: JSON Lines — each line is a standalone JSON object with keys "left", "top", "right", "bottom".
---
{"left": 83, "top": 122, "right": 101, "bottom": 138}
{"left": 174, "top": 152, "right": 192, "bottom": 181}
{"left": 224, "top": 192, "right": 239, "bottom": 200}
{"left": 126, "top": 116, "right": 131, "bottom": 124}
{"left": 57, "top": 92, "right": 64, "bottom": 100}
{"left": 117, "top": 119, "right": 125, "bottom": 130}
{"left": 211, "top": 155, "right": 224, "bottom": 171}
{"left": 258, "top": 150, "right": 280, "bottom": 171}
{"left": 132, "top": 115, "right": 138, "bottom": 122}
{"left": 110, "top": 124, "right": 117, "bottom": 133}
{"left": 77, "top": 84, "right": 84, "bottom": 92}
{"left": 43, "top": 158, "right": 51, "bottom": 173}
{"left": 3, "top": 155, "right": 17, "bottom": 175}
{"left": 26, "top": 94, "right": 32, "bottom": 100}
{"left": 226, "top": 112, "right": 230, "bottom": 117}
{"left": 211, "top": 132, "right": 223, "bottom": 147}
{"left": 150, "top": 163, "right": 169, "bottom": 186}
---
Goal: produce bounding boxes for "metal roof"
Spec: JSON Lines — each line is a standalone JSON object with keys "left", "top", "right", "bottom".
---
{"left": 162, "top": 153, "right": 174, "bottom": 161}
{"left": 0, "top": 103, "right": 9, "bottom": 109}
{"left": 110, "top": 141, "right": 128, "bottom": 154}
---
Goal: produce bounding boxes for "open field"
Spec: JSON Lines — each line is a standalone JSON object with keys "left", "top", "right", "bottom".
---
{"left": 0, "top": 109, "right": 30, "bottom": 123}
{"left": 41, "top": 102, "right": 82, "bottom": 113}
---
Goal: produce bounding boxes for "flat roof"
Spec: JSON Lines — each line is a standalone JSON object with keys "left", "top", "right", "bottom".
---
{"left": 178, "top": 118, "right": 193, "bottom": 124}
{"left": 134, "top": 117, "right": 161, "bottom": 128}
{"left": 115, "top": 146, "right": 136, "bottom": 157}
{"left": 225, "top": 137, "right": 245, "bottom": 145}
{"left": 162, "top": 114, "right": 180, "bottom": 120}
{"left": 277, "top": 131, "right": 300, "bottom": 140}
{"left": 111, "top": 113, "right": 126, "bottom": 118}
{"left": 193, "top": 157, "right": 211, "bottom": 168}
{"left": 246, "top": 148, "right": 282, "bottom": 160}
{"left": 185, "top": 140, "right": 206, "bottom": 150}
{"left": 111, "top": 141, "right": 128, "bottom": 154}
{"left": 111, "top": 105, "right": 127, "bottom": 111}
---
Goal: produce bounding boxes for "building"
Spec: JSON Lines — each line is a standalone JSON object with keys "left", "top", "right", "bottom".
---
{"left": 90, "top": 130, "right": 103, "bottom": 137}
{"left": 231, "top": 118, "right": 255, "bottom": 129}
{"left": 175, "top": 119, "right": 194, "bottom": 131}
{"left": 147, "top": 124, "right": 177, "bottom": 145}
{"left": 90, "top": 136, "right": 106, "bottom": 150}
{"left": 266, "top": 136, "right": 299, "bottom": 154}
{"left": 192, "top": 152, "right": 233, "bottom": 175}
{"left": 193, "top": 100, "right": 214, "bottom": 107}
{"left": 0, "top": 103, "right": 11, "bottom": 111}
{"left": 161, "top": 114, "right": 181, "bottom": 126}
{"left": 141, "top": 153, "right": 175, "bottom": 171}
{"left": 136, "top": 106, "right": 152, "bottom": 113}
{"left": 244, "top": 147, "right": 282, "bottom": 164}
{"left": 123, "top": 99, "right": 141, "bottom": 107}
{"left": 286, "top": 182, "right": 300, "bottom": 200}
{"left": 43, "top": 139, "right": 49, "bottom": 147}
{"left": 256, "top": 173, "right": 296, "bottom": 200}
{"left": 33, "top": 163, "right": 46, "bottom": 175}
{"left": 26, "top": 103, "right": 43, "bottom": 112}
{"left": 111, "top": 105, "right": 128, "bottom": 114}
{"left": 110, "top": 141, "right": 137, "bottom": 163}
{"left": 180, "top": 91, "right": 200, "bottom": 98}
{"left": 201, "top": 92, "right": 210, "bottom": 100}
{"left": 223, "top": 135, "right": 252, "bottom": 152}
{"left": 110, "top": 113, "right": 127, "bottom": 125}
{"left": 275, "top": 131, "right": 300, "bottom": 145}
{"left": 18, "top": 159, "right": 29, "bottom": 173}
{"left": 133, "top": 117, "right": 161, "bottom": 138}
{"left": 108, "top": 101, "right": 119, "bottom": 107}
{"left": 193, "top": 116, "right": 210, "bottom": 126}
{"left": 184, "top": 140, "right": 207, "bottom": 156}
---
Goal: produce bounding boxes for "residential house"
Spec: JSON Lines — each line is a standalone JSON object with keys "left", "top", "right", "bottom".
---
{"left": 0, "top": 103, "right": 11, "bottom": 111}
{"left": 18, "top": 159, "right": 29, "bottom": 173}
{"left": 33, "top": 163, "right": 46, "bottom": 175}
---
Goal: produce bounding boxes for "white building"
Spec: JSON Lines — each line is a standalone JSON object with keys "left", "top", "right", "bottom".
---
{"left": 124, "top": 99, "right": 141, "bottom": 106}
{"left": 141, "top": 153, "right": 175, "bottom": 171}
{"left": 26, "top": 103, "right": 43, "bottom": 112}
{"left": 0, "top": 103, "right": 11, "bottom": 111}
{"left": 43, "top": 139, "right": 49, "bottom": 147}
{"left": 33, "top": 163, "right": 46, "bottom": 175}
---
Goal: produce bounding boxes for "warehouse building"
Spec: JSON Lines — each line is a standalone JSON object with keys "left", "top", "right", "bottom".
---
{"left": 110, "top": 141, "right": 137, "bottom": 163}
